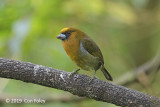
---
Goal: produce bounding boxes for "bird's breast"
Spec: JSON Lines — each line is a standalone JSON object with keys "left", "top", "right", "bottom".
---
{"left": 62, "top": 38, "right": 80, "bottom": 61}
{"left": 62, "top": 40, "right": 100, "bottom": 71}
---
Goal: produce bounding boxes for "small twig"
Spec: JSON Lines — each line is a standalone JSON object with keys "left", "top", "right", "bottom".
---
{"left": 114, "top": 51, "right": 160, "bottom": 85}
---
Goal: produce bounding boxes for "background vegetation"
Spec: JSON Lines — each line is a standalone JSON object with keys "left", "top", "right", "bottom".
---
{"left": 0, "top": 0, "right": 160, "bottom": 107}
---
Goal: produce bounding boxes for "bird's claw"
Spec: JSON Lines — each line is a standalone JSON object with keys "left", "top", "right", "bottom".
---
{"left": 69, "top": 68, "right": 80, "bottom": 78}
{"left": 89, "top": 76, "right": 96, "bottom": 84}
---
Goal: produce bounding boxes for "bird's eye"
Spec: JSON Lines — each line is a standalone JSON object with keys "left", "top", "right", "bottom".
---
{"left": 66, "top": 31, "right": 71, "bottom": 36}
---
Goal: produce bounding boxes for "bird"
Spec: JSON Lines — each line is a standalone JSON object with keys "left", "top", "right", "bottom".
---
{"left": 57, "top": 27, "right": 113, "bottom": 82}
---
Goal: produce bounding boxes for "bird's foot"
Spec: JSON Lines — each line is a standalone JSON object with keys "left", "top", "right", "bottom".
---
{"left": 89, "top": 70, "right": 97, "bottom": 84}
{"left": 69, "top": 68, "right": 80, "bottom": 77}
{"left": 89, "top": 76, "right": 96, "bottom": 84}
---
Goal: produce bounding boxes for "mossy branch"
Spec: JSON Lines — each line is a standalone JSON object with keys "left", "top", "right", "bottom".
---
{"left": 0, "top": 58, "right": 160, "bottom": 106}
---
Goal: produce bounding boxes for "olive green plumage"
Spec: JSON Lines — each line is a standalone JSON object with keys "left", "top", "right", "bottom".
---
{"left": 57, "top": 27, "right": 113, "bottom": 81}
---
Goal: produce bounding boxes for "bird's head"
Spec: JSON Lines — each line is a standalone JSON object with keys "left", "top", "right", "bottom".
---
{"left": 57, "top": 27, "right": 86, "bottom": 41}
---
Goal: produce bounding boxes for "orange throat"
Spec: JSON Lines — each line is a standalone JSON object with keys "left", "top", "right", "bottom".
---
{"left": 62, "top": 39, "right": 80, "bottom": 62}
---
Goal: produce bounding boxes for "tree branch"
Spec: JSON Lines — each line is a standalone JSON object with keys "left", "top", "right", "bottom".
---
{"left": 0, "top": 58, "right": 160, "bottom": 106}
{"left": 114, "top": 51, "right": 160, "bottom": 85}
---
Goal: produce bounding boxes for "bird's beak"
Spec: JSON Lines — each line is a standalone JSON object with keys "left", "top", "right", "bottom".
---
{"left": 56, "top": 33, "right": 66, "bottom": 40}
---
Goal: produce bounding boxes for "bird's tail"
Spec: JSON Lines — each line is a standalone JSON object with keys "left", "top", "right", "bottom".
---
{"left": 100, "top": 65, "right": 113, "bottom": 81}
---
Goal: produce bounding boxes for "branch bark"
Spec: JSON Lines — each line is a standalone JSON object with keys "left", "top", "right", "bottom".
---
{"left": 0, "top": 58, "right": 160, "bottom": 107}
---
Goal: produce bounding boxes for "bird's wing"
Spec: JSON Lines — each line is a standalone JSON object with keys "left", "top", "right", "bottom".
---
{"left": 81, "top": 38, "right": 104, "bottom": 64}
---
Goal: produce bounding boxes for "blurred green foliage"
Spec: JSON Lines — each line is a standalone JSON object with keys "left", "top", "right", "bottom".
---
{"left": 0, "top": 0, "right": 160, "bottom": 107}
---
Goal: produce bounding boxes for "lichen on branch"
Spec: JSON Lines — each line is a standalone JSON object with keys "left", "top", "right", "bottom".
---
{"left": 0, "top": 58, "right": 160, "bottom": 107}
